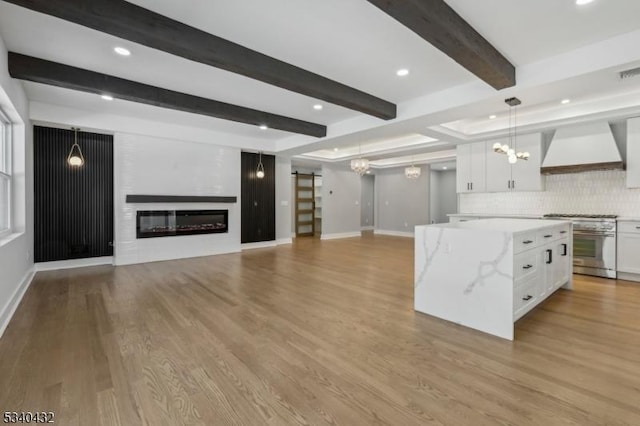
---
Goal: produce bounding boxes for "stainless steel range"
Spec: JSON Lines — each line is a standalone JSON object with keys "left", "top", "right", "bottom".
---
{"left": 544, "top": 214, "right": 617, "bottom": 279}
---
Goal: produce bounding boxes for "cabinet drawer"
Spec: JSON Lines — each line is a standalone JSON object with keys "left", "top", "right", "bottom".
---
{"left": 513, "top": 277, "right": 539, "bottom": 321}
{"left": 618, "top": 221, "right": 640, "bottom": 235}
{"left": 514, "top": 232, "right": 538, "bottom": 253}
{"left": 537, "top": 225, "right": 570, "bottom": 243}
{"left": 514, "top": 251, "right": 541, "bottom": 281}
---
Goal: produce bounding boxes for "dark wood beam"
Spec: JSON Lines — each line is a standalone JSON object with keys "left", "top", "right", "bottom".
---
{"left": 366, "top": 0, "right": 515, "bottom": 90}
{"left": 3, "top": 0, "right": 397, "bottom": 120}
{"left": 9, "top": 53, "right": 326, "bottom": 138}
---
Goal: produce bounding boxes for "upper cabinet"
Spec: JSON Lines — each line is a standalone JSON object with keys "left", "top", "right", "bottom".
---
{"left": 485, "top": 133, "right": 545, "bottom": 192}
{"left": 627, "top": 117, "right": 640, "bottom": 189}
{"left": 456, "top": 142, "right": 486, "bottom": 193}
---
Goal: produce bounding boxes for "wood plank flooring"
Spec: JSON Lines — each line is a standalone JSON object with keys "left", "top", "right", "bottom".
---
{"left": 1, "top": 234, "right": 639, "bottom": 425}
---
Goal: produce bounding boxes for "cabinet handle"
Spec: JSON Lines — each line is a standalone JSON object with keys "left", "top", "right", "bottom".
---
{"left": 544, "top": 234, "right": 552, "bottom": 238}
{"left": 523, "top": 264, "right": 533, "bottom": 270}
{"left": 467, "top": 182, "right": 470, "bottom": 190}
{"left": 546, "top": 249, "right": 553, "bottom": 264}
{"left": 470, "top": 182, "right": 473, "bottom": 191}
{"left": 512, "top": 180, "right": 515, "bottom": 189}
{"left": 523, "top": 295, "right": 533, "bottom": 301}
{"left": 560, "top": 231, "right": 567, "bottom": 234}
{"left": 561, "top": 243, "right": 567, "bottom": 256}
{"left": 636, "top": 226, "right": 640, "bottom": 229}
{"left": 523, "top": 240, "right": 533, "bottom": 244}
{"left": 507, "top": 180, "right": 511, "bottom": 189}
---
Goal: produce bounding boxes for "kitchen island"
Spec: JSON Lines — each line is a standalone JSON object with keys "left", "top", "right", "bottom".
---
{"left": 415, "top": 218, "right": 572, "bottom": 340}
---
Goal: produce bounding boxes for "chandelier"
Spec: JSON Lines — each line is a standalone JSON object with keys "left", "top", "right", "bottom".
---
{"left": 405, "top": 156, "right": 421, "bottom": 179}
{"left": 493, "top": 97, "right": 529, "bottom": 164}
{"left": 350, "top": 143, "right": 370, "bottom": 176}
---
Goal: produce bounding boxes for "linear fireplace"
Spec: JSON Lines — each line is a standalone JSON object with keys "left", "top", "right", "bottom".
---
{"left": 136, "top": 210, "right": 228, "bottom": 239}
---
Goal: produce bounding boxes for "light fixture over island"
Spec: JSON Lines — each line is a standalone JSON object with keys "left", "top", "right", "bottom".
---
{"left": 414, "top": 218, "right": 573, "bottom": 340}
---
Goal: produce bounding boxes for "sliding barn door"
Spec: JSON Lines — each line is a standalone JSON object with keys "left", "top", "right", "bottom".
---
{"left": 34, "top": 126, "right": 114, "bottom": 262}
{"left": 294, "top": 172, "right": 315, "bottom": 237}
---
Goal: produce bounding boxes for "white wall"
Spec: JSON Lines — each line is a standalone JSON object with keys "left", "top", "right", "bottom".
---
{"left": 321, "top": 165, "right": 361, "bottom": 237}
{"left": 460, "top": 170, "right": 640, "bottom": 216}
{"left": 375, "top": 167, "right": 429, "bottom": 234}
{"left": 275, "top": 156, "right": 292, "bottom": 243}
{"left": 0, "top": 34, "right": 34, "bottom": 336}
{"left": 114, "top": 133, "right": 241, "bottom": 265}
{"left": 430, "top": 169, "right": 457, "bottom": 223}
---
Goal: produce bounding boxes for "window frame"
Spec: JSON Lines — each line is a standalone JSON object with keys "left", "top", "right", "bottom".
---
{"left": 0, "top": 108, "right": 12, "bottom": 238}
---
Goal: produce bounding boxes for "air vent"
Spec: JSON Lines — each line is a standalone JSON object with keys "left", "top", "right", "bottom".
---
{"left": 619, "top": 67, "right": 640, "bottom": 80}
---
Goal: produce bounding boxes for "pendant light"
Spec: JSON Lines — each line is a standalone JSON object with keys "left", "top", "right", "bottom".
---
{"left": 492, "top": 97, "right": 530, "bottom": 164}
{"left": 405, "top": 156, "right": 421, "bottom": 179}
{"left": 350, "top": 142, "right": 370, "bottom": 176}
{"left": 67, "top": 127, "right": 85, "bottom": 167}
{"left": 256, "top": 151, "right": 265, "bottom": 179}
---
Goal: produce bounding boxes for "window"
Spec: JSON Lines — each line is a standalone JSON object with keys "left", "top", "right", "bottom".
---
{"left": 0, "top": 109, "right": 11, "bottom": 236}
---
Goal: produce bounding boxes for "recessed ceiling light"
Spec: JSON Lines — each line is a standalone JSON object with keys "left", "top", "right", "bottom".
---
{"left": 443, "top": 166, "right": 448, "bottom": 170}
{"left": 313, "top": 104, "right": 323, "bottom": 110}
{"left": 114, "top": 47, "right": 131, "bottom": 56}
{"left": 259, "top": 124, "right": 268, "bottom": 130}
{"left": 101, "top": 94, "right": 113, "bottom": 101}
{"left": 561, "top": 99, "right": 571, "bottom": 104}
{"left": 396, "top": 69, "right": 410, "bottom": 77}
{"left": 366, "top": 170, "right": 371, "bottom": 174}
{"left": 333, "top": 147, "right": 339, "bottom": 152}
{"left": 489, "top": 115, "right": 497, "bottom": 119}
{"left": 576, "top": 0, "right": 594, "bottom": 5}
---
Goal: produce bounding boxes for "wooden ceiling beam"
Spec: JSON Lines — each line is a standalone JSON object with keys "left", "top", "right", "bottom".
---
{"left": 9, "top": 53, "right": 327, "bottom": 137}
{"left": 366, "top": 0, "right": 516, "bottom": 90}
{"left": 4, "top": 0, "right": 397, "bottom": 120}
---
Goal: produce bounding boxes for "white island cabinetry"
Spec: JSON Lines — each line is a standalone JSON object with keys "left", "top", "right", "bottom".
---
{"left": 415, "top": 219, "right": 572, "bottom": 340}
{"left": 617, "top": 220, "right": 640, "bottom": 282}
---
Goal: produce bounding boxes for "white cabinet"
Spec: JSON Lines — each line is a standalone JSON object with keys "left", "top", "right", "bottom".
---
{"left": 617, "top": 221, "right": 640, "bottom": 276}
{"left": 627, "top": 118, "right": 640, "bottom": 189}
{"left": 485, "top": 133, "right": 545, "bottom": 192}
{"left": 456, "top": 142, "right": 486, "bottom": 193}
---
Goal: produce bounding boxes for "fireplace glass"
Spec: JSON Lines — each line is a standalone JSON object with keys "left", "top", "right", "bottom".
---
{"left": 136, "top": 210, "right": 228, "bottom": 238}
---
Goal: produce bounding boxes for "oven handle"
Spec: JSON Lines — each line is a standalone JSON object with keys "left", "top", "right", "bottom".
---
{"left": 573, "top": 232, "right": 615, "bottom": 237}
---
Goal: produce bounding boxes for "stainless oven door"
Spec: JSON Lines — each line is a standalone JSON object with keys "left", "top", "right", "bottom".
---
{"left": 572, "top": 231, "right": 616, "bottom": 270}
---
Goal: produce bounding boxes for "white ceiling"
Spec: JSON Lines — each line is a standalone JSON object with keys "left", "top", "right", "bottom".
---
{"left": 2, "top": 0, "right": 640, "bottom": 168}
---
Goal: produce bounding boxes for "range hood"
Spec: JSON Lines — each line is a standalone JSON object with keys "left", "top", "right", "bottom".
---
{"left": 541, "top": 122, "right": 624, "bottom": 175}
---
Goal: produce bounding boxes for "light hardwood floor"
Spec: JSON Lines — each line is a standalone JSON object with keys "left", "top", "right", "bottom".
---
{"left": 1, "top": 234, "right": 639, "bottom": 425}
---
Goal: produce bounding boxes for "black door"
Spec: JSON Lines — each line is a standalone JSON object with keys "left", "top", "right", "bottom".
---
{"left": 241, "top": 152, "right": 275, "bottom": 243}
{"left": 34, "top": 126, "right": 114, "bottom": 262}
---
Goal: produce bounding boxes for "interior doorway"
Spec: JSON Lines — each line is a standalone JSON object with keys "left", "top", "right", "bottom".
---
{"left": 361, "top": 174, "right": 375, "bottom": 230}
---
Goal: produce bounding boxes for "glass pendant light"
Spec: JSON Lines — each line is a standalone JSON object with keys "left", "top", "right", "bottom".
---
{"left": 405, "top": 156, "right": 421, "bottom": 179}
{"left": 493, "top": 98, "right": 529, "bottom": 164}
{"left": 67, "top": 127, "right": 85, "bottom": 167}
{"left": 256, "top": 151, "right": 265, "bottom": 179}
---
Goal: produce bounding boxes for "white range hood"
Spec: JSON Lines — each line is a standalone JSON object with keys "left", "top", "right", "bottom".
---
{"left": 541, "top": 121, "right": 624, "bottom": 175}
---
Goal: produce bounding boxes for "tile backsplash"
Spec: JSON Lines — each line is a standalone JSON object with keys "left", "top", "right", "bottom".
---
{"left": 460, "top": 170, "right": 640, "bottom": 217}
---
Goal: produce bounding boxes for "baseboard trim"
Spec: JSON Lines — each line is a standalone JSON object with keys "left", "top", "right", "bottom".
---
{"left": 241, "top": 241, "right": 277, "bottom": 250}
{"left": 361, "top": 226, "right": 375, "bottom": 231}
{"left": 0, "top": 268, "right": 36, "bottom": 339}
{"left": 617, "top": 272, "right": 640, "bottom": 283}
{"left": 320, "top": 232, "right": 361, "bottom": 240}
{"left": 374, "top": 229, "right": 414, "bottom": 238}
{"left": 277, "top": 238, "right": 293, "bottom": 245}
{"left": 36, "top": 256, "right": 114, "bottom": 272}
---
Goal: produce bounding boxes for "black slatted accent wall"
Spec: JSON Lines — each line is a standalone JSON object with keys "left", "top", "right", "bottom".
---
{"left": 241, "top": 152, "right": 275, "bottom": 243}
{"left": 34, "top": 126, "right": 114, "bottom": 262}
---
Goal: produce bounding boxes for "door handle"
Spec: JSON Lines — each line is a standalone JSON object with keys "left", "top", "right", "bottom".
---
{"left": 546, "top": 249, "right": 553, "bottom": 264}
{"left": 523, "top": 295, "right": 533, "bottom": 301}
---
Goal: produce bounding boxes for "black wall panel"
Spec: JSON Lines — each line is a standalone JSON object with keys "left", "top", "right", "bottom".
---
{"left": 34, "top": 126, "right": 114, "bottom": 262}
{"left": 241, "top": 152, "right": 275, "bottom": 243}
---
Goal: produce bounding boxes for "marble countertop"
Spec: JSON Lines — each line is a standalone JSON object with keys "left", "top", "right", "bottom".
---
{"left": 421, "top": 218, "right": 570, "bottom": 233}
{"left": 447, "top": 213, "right": 544, "bottom": 219}
{"left": 618, "top": 217, "right": 640, "bottom": 222}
